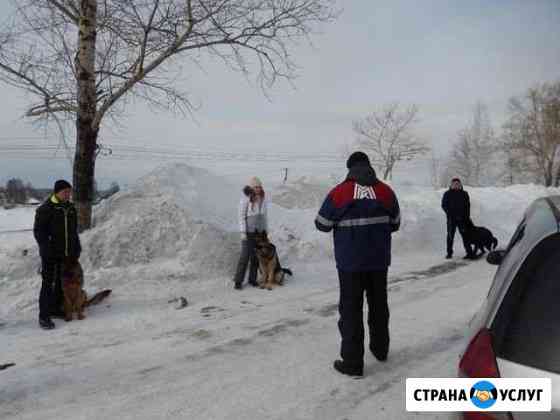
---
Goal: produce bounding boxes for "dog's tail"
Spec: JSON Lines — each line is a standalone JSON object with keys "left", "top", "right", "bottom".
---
{"left": 86, "top": 289, "right": 112, "bottom": 307}
{"left": 281, "top": 268, "right": 293, "bottom": 276}
{"left": 491, "top": 237, "right": 498, "bottom": 250}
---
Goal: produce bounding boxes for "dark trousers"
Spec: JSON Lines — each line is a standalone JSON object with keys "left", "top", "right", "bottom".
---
{"left": 39, "top": 258, "right": 63, "bottom": 319}
{"left": 446, "top": 218, "right": 471, "bottom": 256}
{"left": 337, "top": 269, "right": 389, "bottom": 367}
{"left": 233, "top": 234, "right": 258, "bottom": 286}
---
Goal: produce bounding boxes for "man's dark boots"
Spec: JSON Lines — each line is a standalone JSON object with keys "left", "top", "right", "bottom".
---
{"left": 39, "top": 317, "right": 55, "bottom": 330}
{"left": 333, "top": 360, "right": 363, "bottom": 377}
{"left": 370, "top": 343, "right": 388, "bottom": 362}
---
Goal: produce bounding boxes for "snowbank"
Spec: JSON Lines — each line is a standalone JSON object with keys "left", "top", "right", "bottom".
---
{"left": 0, "top": 206, "right": 35, "bottom": 232}
{"left": 1, "top": 162, "right": 559, "bottom": 317}
{"left": 269, "top": 180, "right": 560, "bottom": 261}
{"left": 394, "top": 183, "right": 560, "bottom": 254}
{"left": 84, "top": 164, "right": 240, "bottom": 271}
{"left": 0, "top": 164, "right": 244, "bottom": 317}
{"left": 271, "top": 176, "right": 332, "bottom": 209}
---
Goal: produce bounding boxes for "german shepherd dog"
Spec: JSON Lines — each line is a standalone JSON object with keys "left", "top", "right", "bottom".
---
{"left": 463, "top": 219, "right": 498, "bottom": 257}
{"left": 62, "top": 258, "right": 87, "bottom": 321}
{"left": 254, "top": 233, "right": 293, "bottom": 290}
{"left": 61, "top": 258, "right": 112, "bottom": 321}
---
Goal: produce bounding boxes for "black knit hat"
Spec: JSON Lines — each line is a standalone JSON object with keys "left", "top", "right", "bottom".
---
{"left": 54, "top": 179, "right": 72, "bottom": 193}
{"left": 346, "top": 151, "right": 370, "bottom": 169}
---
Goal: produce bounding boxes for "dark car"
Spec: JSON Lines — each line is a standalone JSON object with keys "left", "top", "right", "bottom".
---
{"left": 457, "top": 196, "right": 560, "bottom": 420}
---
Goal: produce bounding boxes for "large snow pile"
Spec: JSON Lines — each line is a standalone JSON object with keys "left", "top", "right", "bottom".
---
{"left": 271, "top": 176, "right": 333, "bottom": 209}
{"left": 0, "top": 164, "right": 245, "bottom": 316}
{"left": 84, "top": 164, "right": 240, "bottom": 271}
{"left": 1, "top": 162, "right": 559, "bottom": 318}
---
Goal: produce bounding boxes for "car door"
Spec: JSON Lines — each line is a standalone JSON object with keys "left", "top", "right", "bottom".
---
{"left": 493, "top": 235, "right": 560, "bottom": 419}
{"left": 484, "top": 200, "right": 559, "bottom": 327}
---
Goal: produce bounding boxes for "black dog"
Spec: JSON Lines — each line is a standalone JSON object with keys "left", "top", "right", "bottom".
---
{"left": 463, "top": 219, "right": 498, "bottom": 257}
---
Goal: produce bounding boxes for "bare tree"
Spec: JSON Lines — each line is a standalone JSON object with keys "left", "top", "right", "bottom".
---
{"left": 0, "top": 0, "right": 337, "bottom": 230}
{"left": 503, "top": 81, "right": 560, "bottom": 187}
{"left": 448, "top": 102, "right": 495, "bottom": 186}
{"left": 6, "top": 178, "right": 27, "bottom": 204}
{"left": 448, "top": 132, "right": 473, "bottom": 185}
{"left": 352, "top": 103, "right": 429, "bottom": 180}
{"left": 428, "top": 149, "right": 448, "bottom": 189}
{"left": 496, "top": 133, "right": 537, "bottom": 186}
{"left": 25, "top": 181, "right": 38, "bottom": 201}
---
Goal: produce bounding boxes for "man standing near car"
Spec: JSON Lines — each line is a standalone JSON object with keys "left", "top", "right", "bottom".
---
{"left": 315, "top": 151, "right": 400, "bottom": 377}
{"left": 34, "top": 180, "right": 81, "bottom": 330}
{"left": 441, "top": 177, "right": 473, "bottom": 259}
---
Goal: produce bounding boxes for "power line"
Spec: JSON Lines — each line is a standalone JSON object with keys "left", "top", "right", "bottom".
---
{"left": 0, "top": 144, "right": 344, "bottom": 163}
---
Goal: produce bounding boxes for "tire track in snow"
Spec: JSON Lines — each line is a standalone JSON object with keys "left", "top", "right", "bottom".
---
{"left": 389, "top": 260, "right": 471, "bottom": 286}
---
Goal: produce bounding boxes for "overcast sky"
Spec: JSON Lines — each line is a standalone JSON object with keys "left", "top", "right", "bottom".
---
{"left": 1, "top": 0, "right": 559, "bottom": 188}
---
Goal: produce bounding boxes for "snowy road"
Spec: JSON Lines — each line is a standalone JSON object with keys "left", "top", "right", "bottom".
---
{"left": 1, "top": 255, "right": 494, "bottom": 420}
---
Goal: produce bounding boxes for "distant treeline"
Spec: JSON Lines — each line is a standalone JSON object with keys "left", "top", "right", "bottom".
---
{"left": 0, "top": 178, "right": 119, "bottom": 208}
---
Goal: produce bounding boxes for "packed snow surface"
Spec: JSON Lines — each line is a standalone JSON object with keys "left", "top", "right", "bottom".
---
{"left": 1, "top": 163, "right": 559, "bottom": 419}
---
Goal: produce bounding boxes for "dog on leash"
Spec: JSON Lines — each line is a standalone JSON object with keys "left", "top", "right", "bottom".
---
{"left": 60, "top": 258, "right": 112, "bottom": 321}
{"left": 254, "top": 232, "right": 293, "bottom": 290}
{"left": 62, "top": 258, "right": 87, "bottom": 321}
{"left": 463, "top": 219, "right": 498, "bottom": 257}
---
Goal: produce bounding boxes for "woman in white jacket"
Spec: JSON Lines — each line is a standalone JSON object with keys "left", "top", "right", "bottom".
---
{"left": 233, "top": 177, "right": 268, "bottom": 290}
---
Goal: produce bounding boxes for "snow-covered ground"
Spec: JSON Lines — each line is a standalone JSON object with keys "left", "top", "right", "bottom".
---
{"left": 1, "top": 163, "right": 559, "bottom": 420}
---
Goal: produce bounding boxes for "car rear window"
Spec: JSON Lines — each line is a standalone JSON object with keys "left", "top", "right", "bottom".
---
{"left": 493, "top": 236, "right": 560, "bottom": 374}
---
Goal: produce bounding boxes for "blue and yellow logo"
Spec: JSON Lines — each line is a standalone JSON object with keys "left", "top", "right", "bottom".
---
{"left": 470, "top": 381, "right": 498, "bottom": 409}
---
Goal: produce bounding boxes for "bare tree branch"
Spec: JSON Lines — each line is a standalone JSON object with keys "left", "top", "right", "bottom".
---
{"left": 448, "top": 102, "right": 496, "bottom": 186}
{"left": 502, "top": 81, "right": 560, "bottom": 186}
{"left": 0, "top": 0, "right": 338, "bottom": 229}
{"left": 46, "top": 0, "right": 79, "bottom": 24}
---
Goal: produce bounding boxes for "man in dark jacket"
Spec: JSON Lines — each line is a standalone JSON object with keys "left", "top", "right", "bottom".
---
{"left": 33, "top": 180, "right": 81, "bottom": 330}
{"left": 315, "top": 151, "right": 400, "bottom": 377}
{"left": 441, "top": 177, "right": 473, "bottom": 259}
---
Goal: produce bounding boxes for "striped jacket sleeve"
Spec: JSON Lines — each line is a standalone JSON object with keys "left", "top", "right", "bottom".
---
{"left": 315, "top": 192, "right": 337, "bottom": 232}
{"left": 238, "top": 196, "right": 249, "bottom": 233}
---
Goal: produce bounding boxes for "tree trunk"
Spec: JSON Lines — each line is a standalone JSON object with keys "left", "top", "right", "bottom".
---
{"left": 555, "top": 164, "right": 560, "bottom": 187}
{"left": 544, "top": 161, "right": 554, "bottom": 187}
{"left": 74, "top": 0, "right": 98, "bottom": 232}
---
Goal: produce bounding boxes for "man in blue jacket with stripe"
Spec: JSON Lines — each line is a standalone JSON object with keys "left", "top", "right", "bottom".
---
{"left": 315, "top": 151, "right": 400, "bottom": 377}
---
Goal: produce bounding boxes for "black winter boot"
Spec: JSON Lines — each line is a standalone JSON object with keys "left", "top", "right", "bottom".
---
{"left": 39, "top": 317, "right": 55, "bottom": 330}
{"left": 333, "top": 360, "right": 363, "bottom": 377}
{"left": 370, "top": 344, "right": 388, "bottom": 362}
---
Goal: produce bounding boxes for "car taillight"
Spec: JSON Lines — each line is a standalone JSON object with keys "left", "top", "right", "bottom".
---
{"left": 463, "top": 412, "right": 512, "bottom": 420}
{"left": 460, "top": 330, "right": 512, "bottom": 419}
{"left": 459, "top": 328, "right": 500, "bottom": 378}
